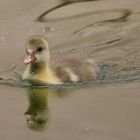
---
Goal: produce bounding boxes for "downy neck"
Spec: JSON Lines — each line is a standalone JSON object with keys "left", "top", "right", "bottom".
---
{"left": 30, "top": 61, "right": 49, "bottom": 75}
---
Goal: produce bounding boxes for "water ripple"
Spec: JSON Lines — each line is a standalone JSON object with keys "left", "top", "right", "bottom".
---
{"left": 0, "top": 65, "right": 140, "bottom": 89}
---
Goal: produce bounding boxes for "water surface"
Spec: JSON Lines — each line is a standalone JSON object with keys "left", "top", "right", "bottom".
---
{"left": 0, "top": 0, "right": 140, "bottom": 140}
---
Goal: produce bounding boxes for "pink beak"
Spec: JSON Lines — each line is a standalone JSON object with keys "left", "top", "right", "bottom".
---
{"left": 24, "top": 52, "right": 36, "bottom": 64}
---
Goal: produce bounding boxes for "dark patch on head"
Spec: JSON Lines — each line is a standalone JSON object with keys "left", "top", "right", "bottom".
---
{"left": 27, "top": 37, "right": 48, "bottom": 53}
{"left": 29, "top": 38, "right": 43, "bottom": 47}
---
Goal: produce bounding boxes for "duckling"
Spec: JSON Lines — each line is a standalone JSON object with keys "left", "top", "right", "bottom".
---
{"left": 22, "top": 35, "right": 97, "bottom": 84}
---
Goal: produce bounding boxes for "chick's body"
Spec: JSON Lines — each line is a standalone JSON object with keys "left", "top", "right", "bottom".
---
{"left": 22, "top": 35, "right": 97, "bottom": 84}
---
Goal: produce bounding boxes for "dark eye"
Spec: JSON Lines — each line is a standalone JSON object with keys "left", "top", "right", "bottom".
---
{"left": 36, "top": 46, "right": 43, "bottom": 52}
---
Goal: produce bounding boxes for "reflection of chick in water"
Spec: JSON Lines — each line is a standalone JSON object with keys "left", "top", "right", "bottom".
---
{"left": 24, "top": 88, "right": 49, "bottom": 131}
{"left": 24, "top": 87, "right": 68, "bottom": 131}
